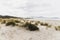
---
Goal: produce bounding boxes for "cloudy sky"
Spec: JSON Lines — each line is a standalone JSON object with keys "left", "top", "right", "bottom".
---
{"left": 0, "top": 0, "right": 60, "bottom": 17}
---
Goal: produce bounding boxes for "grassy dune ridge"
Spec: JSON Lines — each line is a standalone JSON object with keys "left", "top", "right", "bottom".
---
{"left": 0, "top": 15, "right": 40, "bottom": 31}
{"left": 0, "top": 15, "right": 60, "bottom": 31}
{"left": 0, "top": 16, "right": 60, "bottom": 40}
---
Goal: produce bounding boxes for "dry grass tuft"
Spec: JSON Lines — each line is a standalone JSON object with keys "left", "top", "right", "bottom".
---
{"left": 55, "top": 26, "right": 60, "bottom": 31}
{"left": 1, "top": 20, "right": 6, "bottom": 24}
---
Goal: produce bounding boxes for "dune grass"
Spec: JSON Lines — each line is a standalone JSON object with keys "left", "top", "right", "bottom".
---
{"left": 14, "top": 20, "right": 20, "bottom": 23}
{"left": 55, "top": 26, "right": 60, "bottom": 31}
{"left": 40, "top": 22, "right": 48, "bottom": 26}
{"left": 6, "top": 22, "right": 16, "bottom": 26}
{"left": 1, "top": 20, "right": 6, "bottom": 24}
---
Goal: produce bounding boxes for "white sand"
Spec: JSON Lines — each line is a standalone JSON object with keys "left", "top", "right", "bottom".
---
{"left": 0, "top": 19, "right": 60, "bottom": 40}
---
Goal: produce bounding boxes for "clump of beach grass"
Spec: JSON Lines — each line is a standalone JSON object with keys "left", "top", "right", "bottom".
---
{"left": 35, "top": 22, "right": 39, "bottom": 26}
{"left": 40, "top": 22, "right": 52, "bottom": 29}
{"left": 14, "top": 20, "right": 20, "bottom": 23}
{"left": 40, "top": 22, "right": 48, "bottom": 26}
{"left": 35, "top": 21, "right": 40, "bottom": 26}
{"left": 46, "top": 25, "right": 52, "bottom": 29}
{"left": 1, "top": 20, "right": 6, "bottom": 24}
{"left": 55, "top": 26, "right": 60, "bottom": 31}
{"left": 37, "top": 21, "right": 40, "bottom": 23}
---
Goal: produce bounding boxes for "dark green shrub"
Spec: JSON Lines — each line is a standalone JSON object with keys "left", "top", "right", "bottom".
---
{"left": 6, "top": 22, "right": 16, "bottom": 26}
{"left": 24, "top": 22, "right": 39, "bottom": 31}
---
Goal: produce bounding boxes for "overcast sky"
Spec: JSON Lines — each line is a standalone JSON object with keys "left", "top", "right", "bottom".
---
{"left": 0, "top": 0, "right": 60, "bottom": 17}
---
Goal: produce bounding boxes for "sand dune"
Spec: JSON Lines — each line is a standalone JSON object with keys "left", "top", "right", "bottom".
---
{"left": 0, "top": 18, "right": 60, "bottom": 40}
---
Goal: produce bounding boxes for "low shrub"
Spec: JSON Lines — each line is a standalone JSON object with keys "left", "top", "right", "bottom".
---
{"left": 24, "top": 22, "right": 39, "bottom": 31}
{"left": 6, "top": 22, "right": 16, "bottom": 26}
